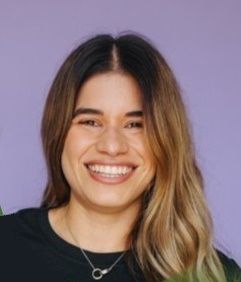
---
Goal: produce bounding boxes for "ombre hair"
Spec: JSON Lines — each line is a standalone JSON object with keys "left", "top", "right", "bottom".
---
{"left": 40, "top": 33, "right": 226, "bottom": 281}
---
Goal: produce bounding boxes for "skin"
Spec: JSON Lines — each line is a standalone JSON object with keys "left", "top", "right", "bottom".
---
{"left": 48, "top": 72, "right": 156, "bottom": 252}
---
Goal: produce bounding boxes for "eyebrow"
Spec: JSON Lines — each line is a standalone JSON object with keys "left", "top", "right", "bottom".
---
{"left": 73, "top": 107, "right": 143, "bottom": 118}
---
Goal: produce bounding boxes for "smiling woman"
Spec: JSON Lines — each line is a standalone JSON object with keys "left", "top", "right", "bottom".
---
{"left": 0, "top": 33, "right": 240, "bottom": 282}
{"left": 61, "top": 72, "right": 155, "bottom": 213}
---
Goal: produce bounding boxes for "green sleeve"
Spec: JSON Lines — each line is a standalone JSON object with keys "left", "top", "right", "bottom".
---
{"left": 224, "top": 260, "right": 241, "bottom": 282}
{"left": 218, "top": 251, "right": 241, "bottom": 282}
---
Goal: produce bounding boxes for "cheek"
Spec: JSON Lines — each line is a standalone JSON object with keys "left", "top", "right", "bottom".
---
{"left": 131, "top": 137, "right": 154, "bottom": 164}
{"left": 61, "top": 131, "right": 88, "bottom": 187}
{"left": 61, "top": 131, "right": 83, "bottom": 176}
{"left": 138, "top": 145, "right": 156, "bottom": 182}
{"left": 63, "top": 128, "right": 93, "bottom": 158}
{"left": 132, "top": 141, "right": 156, "bottom": 184}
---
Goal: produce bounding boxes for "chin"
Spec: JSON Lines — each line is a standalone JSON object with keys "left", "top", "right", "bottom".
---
{"left": 87, "top": 194, "right": 140, "bottom": 213}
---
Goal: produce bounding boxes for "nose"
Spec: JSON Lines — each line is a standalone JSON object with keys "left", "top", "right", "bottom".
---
{"left": 96, "top": 126, "right": 129, "bottom": 156}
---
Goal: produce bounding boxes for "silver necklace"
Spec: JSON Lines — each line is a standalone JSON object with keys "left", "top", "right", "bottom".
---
{"left": 65, "top": 217, "right": 126, "bottom": 280}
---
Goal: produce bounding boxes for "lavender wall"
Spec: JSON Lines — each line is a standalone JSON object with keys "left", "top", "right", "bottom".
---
{"left": 0, "top": 0, "right": 240, "bottom": 264}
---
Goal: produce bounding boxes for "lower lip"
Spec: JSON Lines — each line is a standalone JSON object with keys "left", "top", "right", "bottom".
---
{"left": 86, "top": 166, "right": 135, "bottom": 185}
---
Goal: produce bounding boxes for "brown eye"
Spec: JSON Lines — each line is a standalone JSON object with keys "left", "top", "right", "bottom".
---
{"left": 78, "top": 120, "right": 100, "bottom": 127}
{"left": 125, "top": 122, "right": 143, "bottom": 129}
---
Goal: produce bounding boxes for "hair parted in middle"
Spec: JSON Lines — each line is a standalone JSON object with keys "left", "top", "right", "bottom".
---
{"left": 41, "top": 33, "right": 226, "bottom": 281}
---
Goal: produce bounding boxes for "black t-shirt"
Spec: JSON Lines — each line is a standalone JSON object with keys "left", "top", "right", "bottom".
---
{"left": 0, "top": 208, "right": 240, "bottom": 282}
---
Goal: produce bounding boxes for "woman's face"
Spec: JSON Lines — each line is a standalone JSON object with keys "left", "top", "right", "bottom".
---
{"left": 61, "top": 72, "right": 156, "bottom": 212}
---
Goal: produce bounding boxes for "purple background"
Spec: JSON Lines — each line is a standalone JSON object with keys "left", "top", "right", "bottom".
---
{"left": 0, "top": 1, "right": 240, "bottom": 264}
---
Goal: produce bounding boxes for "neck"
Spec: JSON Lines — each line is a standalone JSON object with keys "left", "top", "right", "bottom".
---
{"left": 50, "top": 196, "right": 141, "bottom": 253}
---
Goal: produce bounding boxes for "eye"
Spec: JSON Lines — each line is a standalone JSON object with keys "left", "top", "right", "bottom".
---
{"left": 125, "top": 121, "right": 143, "bottom": 129}
{"left": 78, "top": 120, "right": 100, "bottom": 127}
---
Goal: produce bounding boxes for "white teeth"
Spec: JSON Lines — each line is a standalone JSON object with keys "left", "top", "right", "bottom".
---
{"left": 87, "top": 164, "right": 132, "bottom": 176}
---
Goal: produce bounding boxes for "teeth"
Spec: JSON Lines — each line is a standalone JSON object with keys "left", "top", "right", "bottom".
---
{"left": 87, "top": 164, "right": 132, "bottom": 176}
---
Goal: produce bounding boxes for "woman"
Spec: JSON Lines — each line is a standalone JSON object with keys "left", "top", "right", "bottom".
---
{"left": 0, "top": 33, "right": 240, "bottom": 281}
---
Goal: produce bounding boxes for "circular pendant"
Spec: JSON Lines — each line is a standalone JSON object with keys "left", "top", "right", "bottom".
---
{"left": 92, "top": 268, "right": 103, "bottom": 280}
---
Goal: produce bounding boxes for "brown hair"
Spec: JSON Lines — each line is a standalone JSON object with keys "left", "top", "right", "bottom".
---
{"left": 41, "top": 33, "right": 226, "bottom": 281}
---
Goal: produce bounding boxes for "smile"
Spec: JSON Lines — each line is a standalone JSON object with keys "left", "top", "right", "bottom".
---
{"left": 85, "top": 163, "right": 136, "bottom": 184}
{"left": 88, "top": 164, "right": 132, "bottom": 175}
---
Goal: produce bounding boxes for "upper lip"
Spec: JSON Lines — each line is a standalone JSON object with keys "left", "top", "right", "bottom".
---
{"left": 85, "top": 161, "right": 137, "bottom": 168}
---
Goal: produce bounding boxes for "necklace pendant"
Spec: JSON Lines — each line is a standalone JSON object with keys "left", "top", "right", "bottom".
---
{"left": 92, "top": 268, "right": 108, "bottom": 280}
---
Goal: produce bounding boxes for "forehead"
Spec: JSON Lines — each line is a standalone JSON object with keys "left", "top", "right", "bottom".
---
{"left": 75, "top": 72, "right": 143, "bottom": 110}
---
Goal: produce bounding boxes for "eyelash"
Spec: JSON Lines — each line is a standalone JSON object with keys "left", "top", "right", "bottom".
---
{"left": 78, "top": 120, "right": 100, "bottom": 127}
{"left": 78, "top": 120, "right": 143, "bottom": 128}
{"left": 125, "top": 122, "right": 143, "bottom": 128}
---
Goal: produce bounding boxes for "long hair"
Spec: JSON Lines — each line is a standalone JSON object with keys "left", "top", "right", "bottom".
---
{"left": 40, "top": 33, "right": 226, "bottom": 281}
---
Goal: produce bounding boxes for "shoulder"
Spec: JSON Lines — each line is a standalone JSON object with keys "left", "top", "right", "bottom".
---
{"left": 0, "top": 207, "right": 46, "bottom": 238}
{"left": 217, "top": 250, "right": 241, "bottom": 281}
{"left": 0, "top": 206, "right": 43, "bottom": 221}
